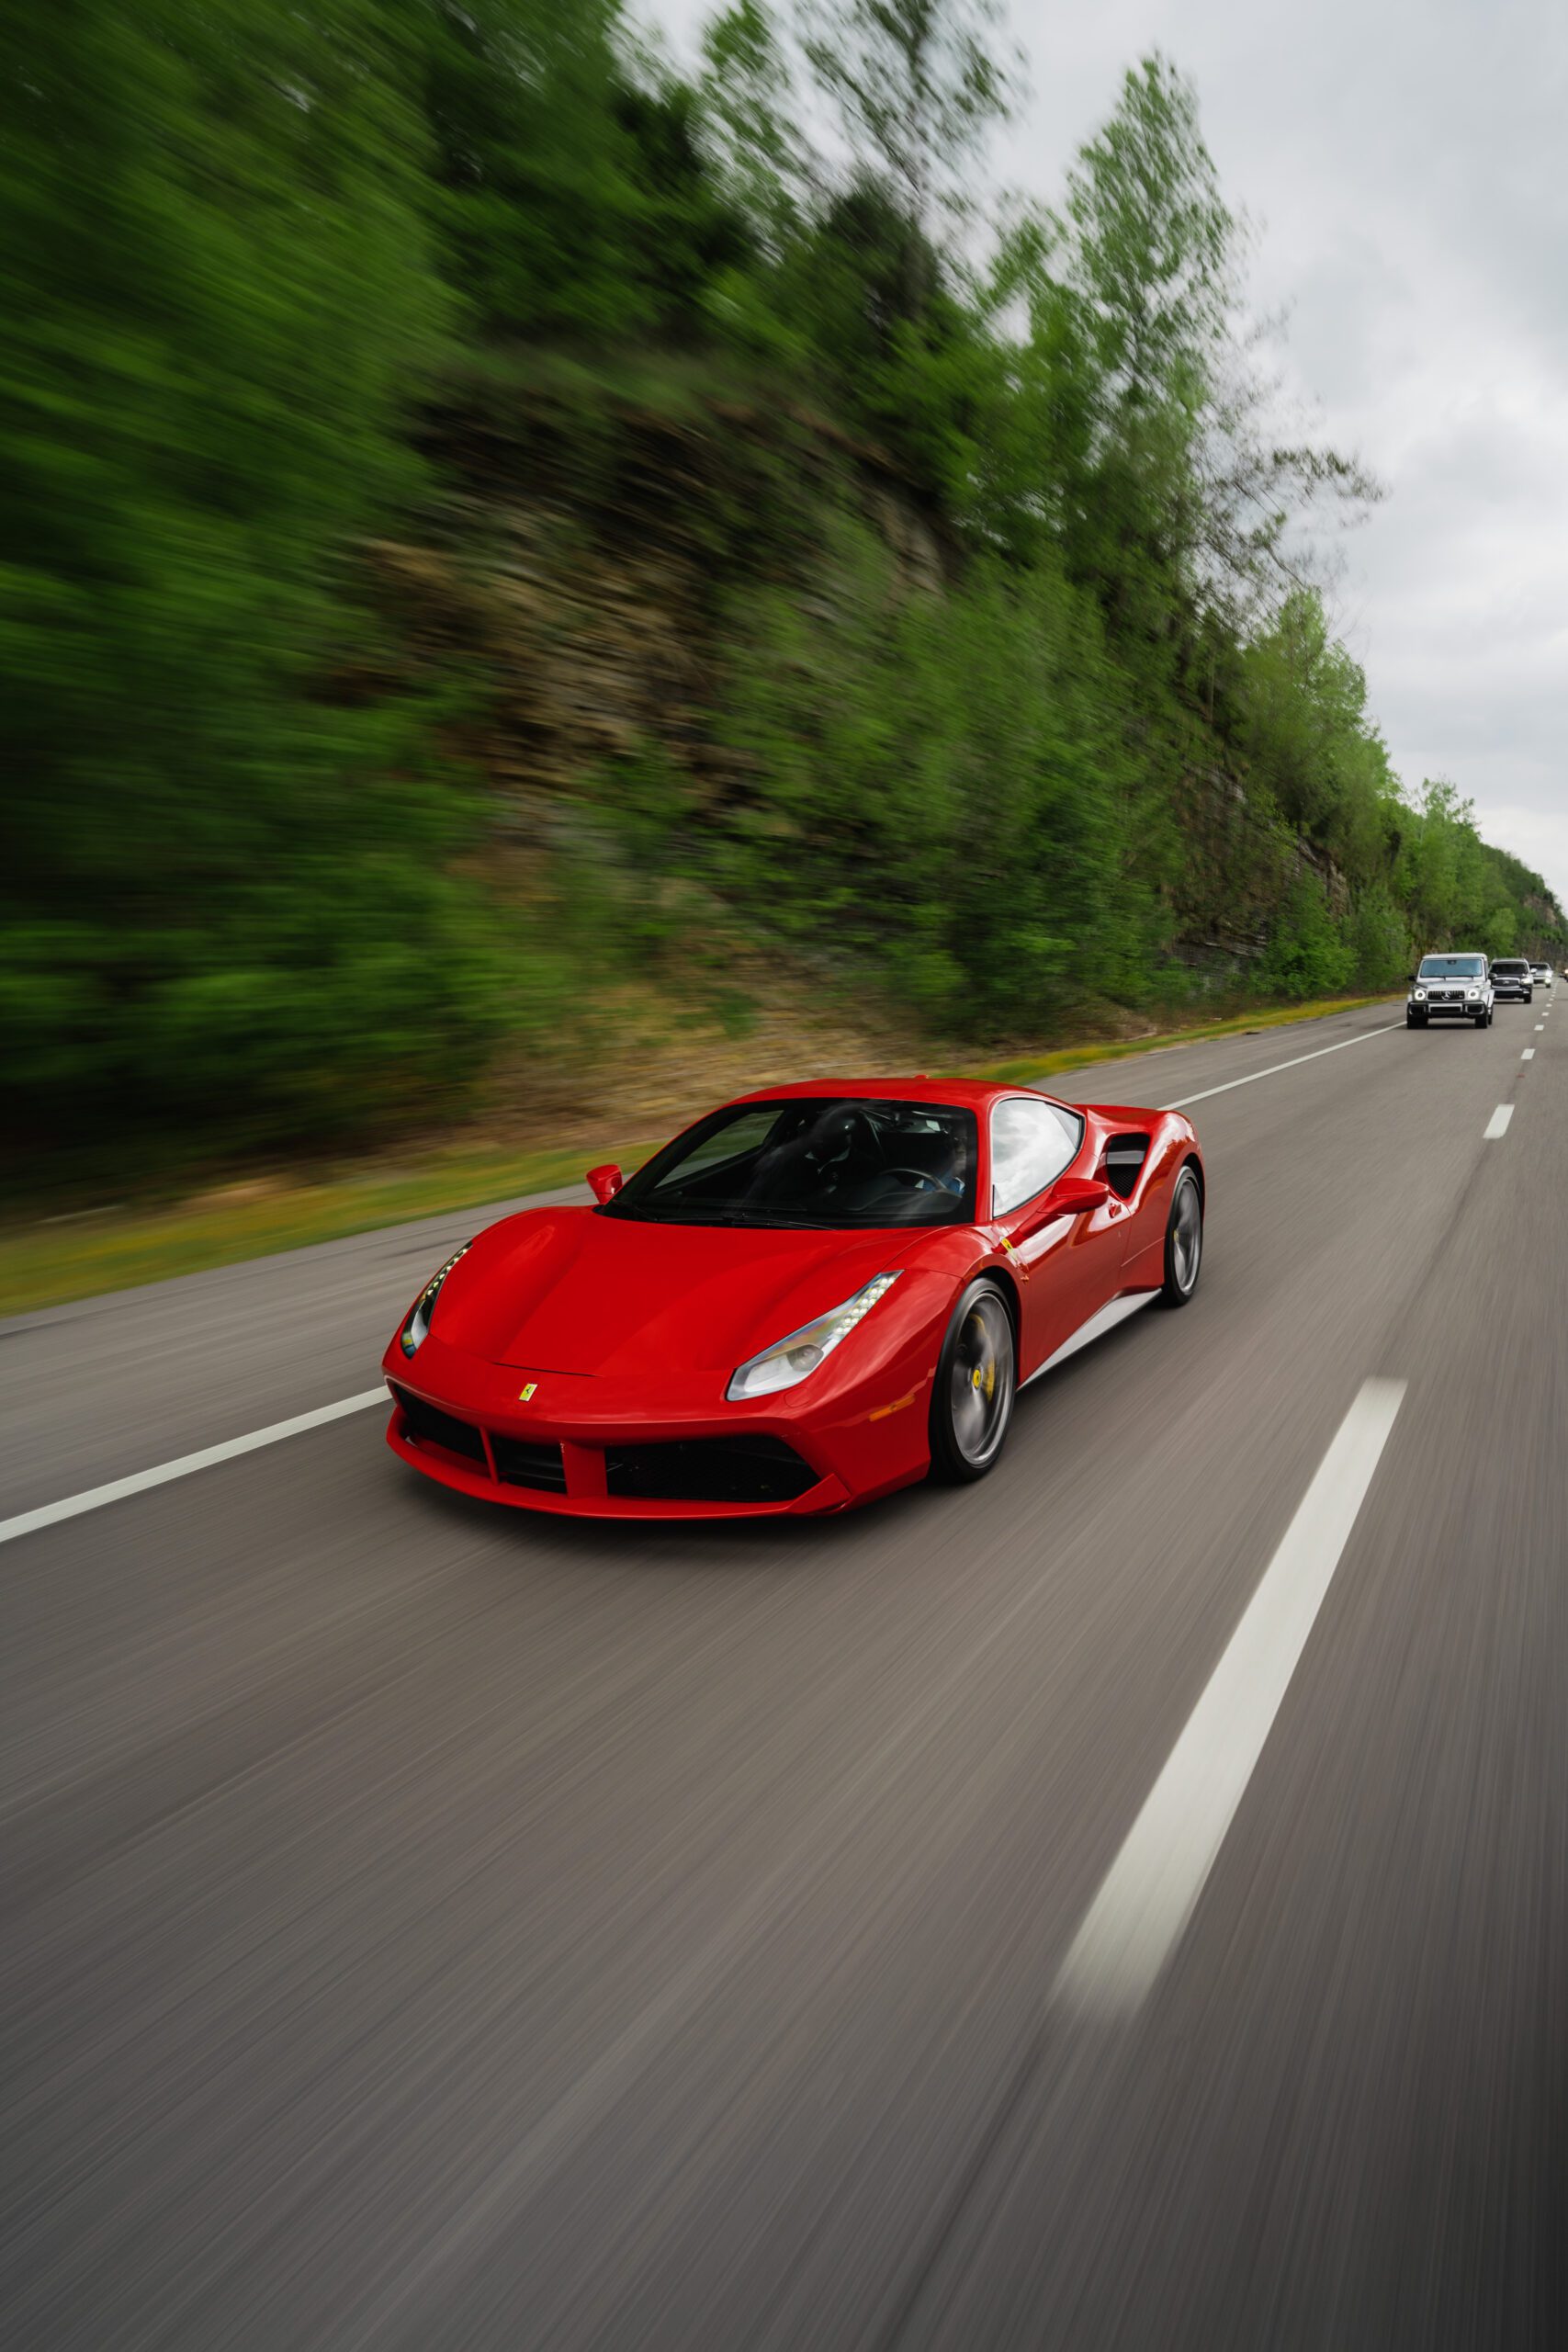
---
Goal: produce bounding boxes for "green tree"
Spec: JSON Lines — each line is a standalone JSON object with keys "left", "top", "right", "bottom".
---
{"left": 802, "top": 0, "right": 1021, "bottom": 251}
{"left": 1256, "top": 871, "right": 1353, "bottom": 1001}
{"left": 423, "top": 0, "right": 644, "bottom": 339}
{"left": 698, "top": 2, "right": 807, "bottom": 249}
{"left": 0, "top": 0, "right": 499, "bottom": 1150}
{"left": 710, "top": 512, "right": 1161, "bottom": 1029}
{"left": 1058, "top": 57, "right": 1374, "bottom": 630}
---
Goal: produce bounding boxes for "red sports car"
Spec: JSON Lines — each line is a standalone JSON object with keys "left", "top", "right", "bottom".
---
{"left": 383, "top": 1079, "right": 1204, "bottom": 1519}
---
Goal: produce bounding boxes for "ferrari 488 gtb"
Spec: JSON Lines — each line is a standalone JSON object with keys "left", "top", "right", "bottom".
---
{"left": 384, "top": 1080, "right": 1205, "bottom": 1520}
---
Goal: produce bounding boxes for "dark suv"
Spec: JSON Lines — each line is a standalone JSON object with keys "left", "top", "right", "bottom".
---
{"left": 1490, "top": 958, "right": 1533, "bottom": 1003}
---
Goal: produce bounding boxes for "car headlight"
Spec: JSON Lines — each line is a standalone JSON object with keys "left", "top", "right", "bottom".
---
{"left": 1467, "top": 985, "right": 1481, "bottom": 999}
{"left": 727, "top": 1272, "right": 902, "bottom": 1401}
{"left": 399, "top": 1244, "right": 471, "bottom": 1357}
{"left": 1413, "top": 988, "right": 1427, "bottom": 1001}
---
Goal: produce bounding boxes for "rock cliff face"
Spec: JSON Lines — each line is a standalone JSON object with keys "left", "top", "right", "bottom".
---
{"left": 370, "top": 379, "right": 1341, "bottom": 980}
{"left": 372, "top": 384, "right": 948, "bottom": 837}
{"left": 1169, "top": 763, "right": 1350, "bottom": 977}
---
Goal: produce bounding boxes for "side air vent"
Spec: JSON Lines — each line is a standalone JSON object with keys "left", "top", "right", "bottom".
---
{"left": 1100, "top": 1134, "right": 1150, "bottom": 1201}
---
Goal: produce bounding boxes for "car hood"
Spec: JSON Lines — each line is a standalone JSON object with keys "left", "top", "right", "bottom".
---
{"left": 432, "top": 1207, "right": 937, "bottom": 1379}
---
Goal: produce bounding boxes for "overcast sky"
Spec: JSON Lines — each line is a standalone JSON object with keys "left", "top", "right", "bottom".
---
{"left": 649, "top": 0, "right": 1568, "bottom": 902}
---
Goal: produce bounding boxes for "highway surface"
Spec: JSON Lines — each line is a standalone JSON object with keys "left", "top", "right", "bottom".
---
{"left": 4, "top": 997, "right": 1566, "bottom": 2349}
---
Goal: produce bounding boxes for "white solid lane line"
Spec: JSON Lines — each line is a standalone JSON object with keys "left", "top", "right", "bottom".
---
{"left": 1161, "top": 1022, "right": 1404, "bottom": 1112}
{"left": 1522, "top": 1050, "right": 1535, "bottom": 1061}
{"left": 0, "top": 1390, "right": 389, "bottom": 1547}
{"left": 1054, "top": 1377, "right": 1406, "bottom": 2020}
{"left": 1484, "top": 1104, "right": 1515, "bottom": 1139}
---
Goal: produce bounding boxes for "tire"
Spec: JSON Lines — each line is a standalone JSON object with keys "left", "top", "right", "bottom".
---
{"left": 1406, "top": 1012, "right": 1427, "bottom": 1028}
{"left": 1158, "top": 1166, "right": 1203, "bottom": 1307}
{"left": 929, "top": 1278, "right": 1016, "bottom": 1483}
{"left": 1474, "top": 1009, "right": 1488, "bottom": 1028}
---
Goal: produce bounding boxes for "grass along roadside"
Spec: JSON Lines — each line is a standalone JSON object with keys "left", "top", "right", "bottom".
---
{"left": 969, "top": 991, "right": 1400, "bottom": 1085}
{"left": 3, "top": 992, "right": 1396, "bottom": 1317}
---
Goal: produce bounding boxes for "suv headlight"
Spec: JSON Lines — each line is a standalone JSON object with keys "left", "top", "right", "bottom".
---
{"left": 1467, "top": 985, "right": 1481, "bottom": 999}
{"left": 399, "top": 1244, "right": 471, "bottom": 1357}
{"left": 1413, "top": 987, "right": 1427, "bottom": 1001}
{"left": 728, "top": 1272, "right": 902, "bottom": 1400}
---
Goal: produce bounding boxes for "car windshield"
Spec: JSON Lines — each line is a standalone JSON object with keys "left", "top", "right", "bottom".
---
{"left": 1493, "top": 961, "right": 1528, "bottom": 974}
{"left": 1418, "top": 955, "right": 1486, "bottom": 978}
{"left": 600, "top": 1097, "right": 979, "bottom": 1229}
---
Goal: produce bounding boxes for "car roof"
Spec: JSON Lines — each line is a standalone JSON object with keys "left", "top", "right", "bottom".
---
{"left": 728, "top": 1074, "right": 1058, "bottom": 1112}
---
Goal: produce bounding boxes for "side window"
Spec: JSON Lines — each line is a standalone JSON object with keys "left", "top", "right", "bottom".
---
{"left": 989, "top": 1098, "right": 1083, "bottom": 1217}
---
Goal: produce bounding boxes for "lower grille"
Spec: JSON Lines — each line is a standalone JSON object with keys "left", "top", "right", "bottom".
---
{"left": 392, "top": 1385, "right": 488, "bottom": 1467}
{"left": 491, "top": 1433, "right": 569, "bottom": 1493}
{"left": 604, "top": 1436, "right": 818, "bottom": 1505}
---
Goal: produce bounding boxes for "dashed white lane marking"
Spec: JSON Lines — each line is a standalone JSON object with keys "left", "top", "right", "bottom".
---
{"left": 1484, "top": 1104, "right": 1515, "bottom": 1139}
{"left": 1522, "top": 1049, "right": 1535, "bottom": 1061}
{"left": 1054, "top": 1377, "right": 1406, "bottom": 2019}
{"left": 0, "top": 1390, "right": 389, "bottom": 1546}
{"left": 1162, "top": 1022, "right": 1403, "bottom": 1111}
{"left": 1535, "top": 1023, "right": 1545, "bottom": 1032}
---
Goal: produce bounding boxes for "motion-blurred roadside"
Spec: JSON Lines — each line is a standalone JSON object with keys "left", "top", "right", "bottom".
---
{"left": 5, "top": 1, "right": 1561, "bottom": 1215}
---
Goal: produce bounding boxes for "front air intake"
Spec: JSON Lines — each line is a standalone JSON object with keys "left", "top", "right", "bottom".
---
{"left": 490, "top": 1433, "right": 569, "bottom": 1493}
{"left": 391, "top": 1385, "right": 488, "bottom": 1467}
{"left": 604, "top": 1437, "right": 817, "bottom": 1504}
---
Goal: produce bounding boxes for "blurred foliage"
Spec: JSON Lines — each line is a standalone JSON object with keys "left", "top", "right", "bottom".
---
{"left": 709, "top": 514, "right": 1166, "bottom": 1023}
{"left": 3, "top": 0, "right": 1561, "bottom": 1172}
{"left": 2, "top": 0, "right": 508, "bottom": 1156}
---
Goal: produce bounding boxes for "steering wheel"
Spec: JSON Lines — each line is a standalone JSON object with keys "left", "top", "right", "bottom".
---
{"left": 882, "top": 1167, "right": 949, "bottom": 1193}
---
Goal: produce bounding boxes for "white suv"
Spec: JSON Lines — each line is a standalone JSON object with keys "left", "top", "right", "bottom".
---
{"left": 1529, "top": 962, "right": 1554, "bottom": 991}
{"left": 1408, "top": 952, "right": 1494, "bottom": 1028}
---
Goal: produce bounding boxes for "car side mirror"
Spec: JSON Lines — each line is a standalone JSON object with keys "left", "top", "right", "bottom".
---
{"left": 1045, "top": 1174, "right": 1111, "bottom": 1217}
{"left": 586, "top": 1162, "right": 624, "bottom": 1204}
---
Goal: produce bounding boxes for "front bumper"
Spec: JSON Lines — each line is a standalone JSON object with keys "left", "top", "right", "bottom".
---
{"left": 1410, "top": 997, "right": 1487, "bottom": 1016}
{"left": 381, "top": 1333, "right": 934, "bottom": 1520}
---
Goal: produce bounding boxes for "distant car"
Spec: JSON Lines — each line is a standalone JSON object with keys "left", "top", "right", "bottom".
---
{"left": 1529, "top": 962, "right": 1553, "bottom": 990}
{"left": 382, "top": 1080, "right": 1206, "bottom": 1519}
{"left": 1489, "top": 958, "right": 1533, "bottom": 1004}
{"left": 1408, "top": 953, "right": 1494, "bottom": 1026}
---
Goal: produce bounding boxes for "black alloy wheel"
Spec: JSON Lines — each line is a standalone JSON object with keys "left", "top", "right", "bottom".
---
{"left": 1159, "top": 1167, "right": 1204, "bottom": 1306}
{"left": 929, "top": 1279, "right": 1017, "bottom": 1483}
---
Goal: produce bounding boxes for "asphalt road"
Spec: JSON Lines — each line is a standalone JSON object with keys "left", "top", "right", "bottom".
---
{"left": 5, "top": 997, "right": 1567, "bottom": 2349}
